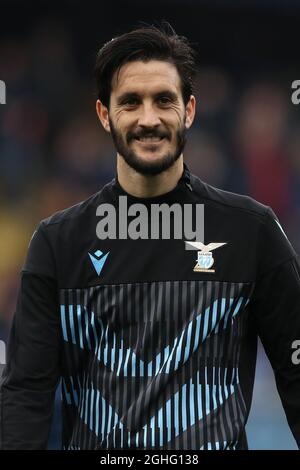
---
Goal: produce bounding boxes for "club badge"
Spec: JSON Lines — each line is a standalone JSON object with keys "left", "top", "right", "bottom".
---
{"left": 185, "top": 241, "right": 227, "bottom": 273}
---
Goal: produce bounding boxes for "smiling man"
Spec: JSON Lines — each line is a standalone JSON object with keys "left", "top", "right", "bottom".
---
{"left": 97, "top": 59, "right": 192, "bottom": 180}
{"left": 95, "top": 35, "right": 196, "bottom": 197}
{"left": 1, "top": 23, "right": 300, "bottom": 451}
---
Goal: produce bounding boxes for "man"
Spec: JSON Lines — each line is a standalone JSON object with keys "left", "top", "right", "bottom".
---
{"left": 1, "top": 24, "right": 300, "bottom": 450}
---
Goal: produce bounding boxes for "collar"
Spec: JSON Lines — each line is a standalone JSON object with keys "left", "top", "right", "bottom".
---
{"left": 114, "top": 162, "right": 193, "bottom": 197}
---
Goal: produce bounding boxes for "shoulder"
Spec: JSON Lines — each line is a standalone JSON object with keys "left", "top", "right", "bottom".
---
{"left": 23, "top": 180, "right": 115, "bottom": 276}
{"left": 190, "top": 172, "right": 269, "bottom": 220}
{"left": 40, "top": 191, "right": 101, "bottom": 229}
{"left": 39, "top": 180, "right": 114, "bottom": 234}
{"left": 189, "top": 171, "right": 297, "bottom": 274}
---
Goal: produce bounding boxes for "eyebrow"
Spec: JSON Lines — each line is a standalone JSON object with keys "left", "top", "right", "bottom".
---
{"left": 116, "top": 90, "right": 178, "bottom": 105}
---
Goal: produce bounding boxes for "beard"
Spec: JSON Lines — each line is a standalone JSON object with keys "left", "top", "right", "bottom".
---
{"left": 109, "top": 117, "right": 187, "bottom": 176}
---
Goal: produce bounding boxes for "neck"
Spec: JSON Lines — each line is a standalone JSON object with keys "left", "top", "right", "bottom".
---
{"left": 116, "top": 155, "right": 184, "bottom": 198}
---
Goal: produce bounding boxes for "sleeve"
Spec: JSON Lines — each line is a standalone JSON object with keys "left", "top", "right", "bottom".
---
{"left": 251, "top": 207, "right": 300, "bottom": 448}
{"left": 0, "top": 222, "right": 62, "bottom": 449}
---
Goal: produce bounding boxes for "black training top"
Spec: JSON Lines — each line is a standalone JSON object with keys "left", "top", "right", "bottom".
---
{"left": 1, "top": 164, "right": 300, "bottom": 450}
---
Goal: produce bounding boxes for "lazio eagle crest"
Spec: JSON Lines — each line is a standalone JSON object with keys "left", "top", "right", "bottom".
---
{"left": 185, "top": 241, "right": 227, "bottom": 273}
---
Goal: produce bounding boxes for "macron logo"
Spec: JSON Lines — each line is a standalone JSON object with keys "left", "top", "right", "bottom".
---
{"left": 88, "top": 249, "right": 110, "bottom": 276}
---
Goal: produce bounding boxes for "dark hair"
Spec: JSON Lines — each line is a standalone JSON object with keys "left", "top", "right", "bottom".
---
{"left": 94, "top": 22, "right": 198, "bottom": 108}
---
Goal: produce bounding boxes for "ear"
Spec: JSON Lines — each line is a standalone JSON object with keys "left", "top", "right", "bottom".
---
{"left": 96, "top": 99, "right": 111, "bottom": 133}
{"left": 184, "top": 95, "right": 196, "bottom": 129}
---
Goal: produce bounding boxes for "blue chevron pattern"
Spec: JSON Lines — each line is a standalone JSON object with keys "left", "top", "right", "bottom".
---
{"left": 59, "top": 280, "right": 253, "bottom": 449}
{"left": 60, "top": 296, "right": 248, "bottom": 377}
{"left": 62, "top": 365, "right": 240, "bottom": 449}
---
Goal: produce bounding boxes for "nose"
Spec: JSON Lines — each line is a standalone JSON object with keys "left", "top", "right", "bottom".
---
{"left": 137, "top": 102, "right": 161, "bottom": 128}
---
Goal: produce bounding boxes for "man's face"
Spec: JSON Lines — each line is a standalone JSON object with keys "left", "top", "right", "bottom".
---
{"left": 98, "top": 60, "right": 195, "bottom": 176}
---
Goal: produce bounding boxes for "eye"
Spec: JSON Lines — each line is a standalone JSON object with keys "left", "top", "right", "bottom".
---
{"left": 123, "top": 98, "right": 139, "bottom": 106}
{"left": 158, "top": 96, "right": 172, "bottom": 105}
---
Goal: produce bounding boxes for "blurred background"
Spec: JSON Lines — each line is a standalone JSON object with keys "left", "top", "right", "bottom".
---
{"left": 0, "top": 0, "right": 300, "bottom": 450}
